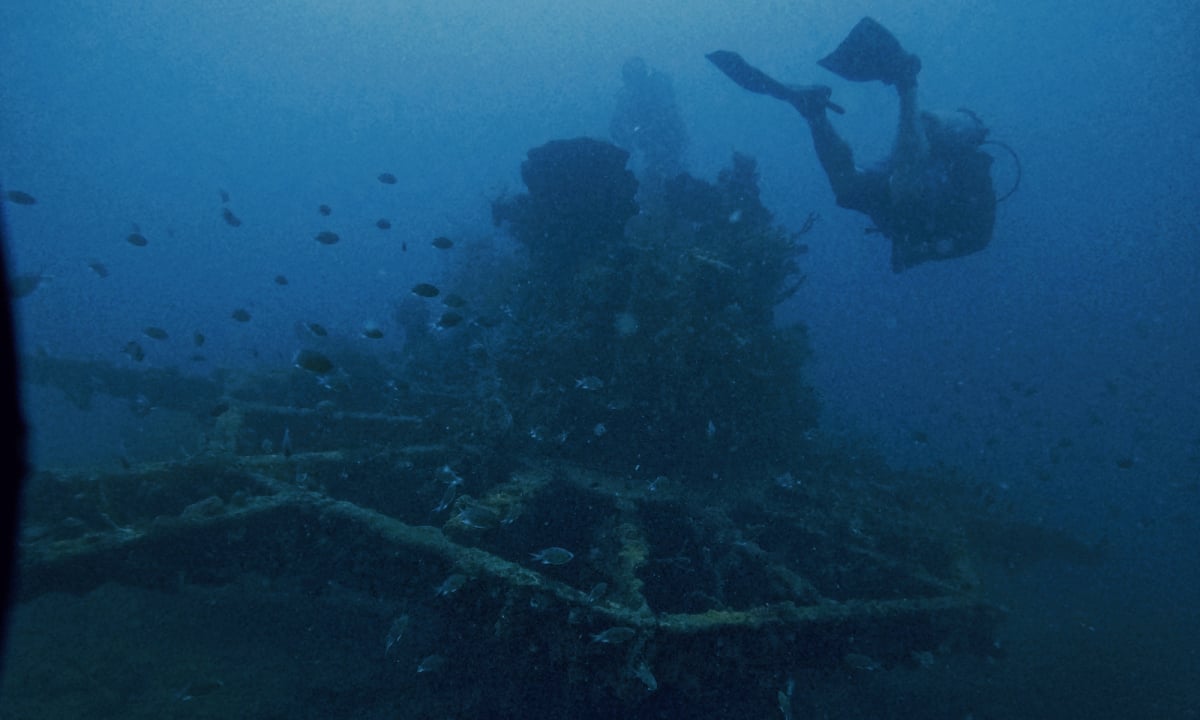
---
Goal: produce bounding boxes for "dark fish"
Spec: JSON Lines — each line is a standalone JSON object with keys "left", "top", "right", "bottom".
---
{"left": 123, "top": 340, "right": 145, "bottom": 362}
{"left": 361, "top": 323, "right": 384, "bottom": 339}
{"left": 219, "top": 189, "right": 230, "bottom": 203}
{"left": 293, "top": 348, "right": 334, "bottom": 374}
{"left": 441, "top": 293, "right": 467, "bottom": 308}
{"left": 193, "top": 332, "right": 206, "bottom": 347}
{"left": 411, "top": 283, "right": 439, "bottom": 298}
{"left": 375, "top": 218, "right": 391, "bottom": 230}
{"left": 305, "top": 322, "right": 328, "bottom": 337}
{"left": 315, "top": 230, "right": 339, "bottom": 245}
{"left": 274, "top": 274, "right": 289, "bottom": 285}
{"left": 10, "top": 273, "right": 48, "bottom": 298}
{"left": 88, "top": 260, "right": 110, "bottom": 278}
{"left": 318, "top": 204, "right": 332, "bottom": 216}
{"left": 401, "top": 241, "right": 408, "bottom": 252}
{"left": 209, "top": 401, "right": 229, "bottom": 417}
{"left": 280, "top": 427, "right": 293, "bottom": 458}
{"left": 222, "top": 207, "right": 242, "bottom": 227}
{"left": 437, "top": 311, "right": 463, "bottom": 328}
{"left": 127, "top": 232, "right": 149, "bottom": 247}
{"left": 143, "top": 326, "right": 169, "bottom": 340}
{"left": 378, "top": 172, "right": 397, "bottom": 184}
{"left": 5, "top": 190, "right": 36, "bottom": 205}
{"left": 431, "top": 236, "right": 453, "bottom": 249}
{"left": 231, "top": 308, "right": 252, "bottom": 322}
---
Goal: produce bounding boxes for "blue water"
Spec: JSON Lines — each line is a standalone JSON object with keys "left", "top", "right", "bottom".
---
{"left": 2, "top": 1, "right": 1199, "bottom": 717}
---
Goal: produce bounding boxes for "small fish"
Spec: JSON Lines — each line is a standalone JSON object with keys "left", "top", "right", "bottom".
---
{"left": 280, "top": 427, "right": 293, "bottom": 458}
{"left": 4, "top": 190, "right": 36, "bottom": 205}
{"left": 218, "top": 189, "right": 230, "bottom": 203}
{"left": 361, "top": 322, "right": 384, "bottom": 339}
{"left": 193, "top": 332, "right": 205, "bottom": 347}
{"left": 384, "top": 614, "right": 410, "bottom": 657}
{"left": 123, "top": 340, "right": 145, "bottom": 362}
{"left": 530, "top": 547, "right": 573, "bottom": 565}
{"left": 453, "top": 502, "right": 501, "bottom": 530}
{"left": 293, "top": 349, "right": 334, "bottom": 374}
{"left": 435, "top": 573, "right": 467, "bottom": 596}
{"left": 221, "top": 208, "right": 242, "bottom": 227}
{"left": 315, "top": 230, "right": 339, "bottom": 245}
{"left": 411, "top": 283, "right": 439, "bottom": 298}
{"left": 590, "top": 626, "right": 636, "bottom": 644}
{"left": 401, "top": 241, "right": 408, "bottom": 252}
{"left": 441, "top": 293, "right": 467, "bottom": 308}
{"left": 305, "top": 322, "right": 328, "bottom": 337}
{"left": 431, "top": 236, "right": 453, "bottom": 249}
{"left": 126, "top": 232, "right": 149, "bottom": 247}
{"left": 318, "top": 204, "right": 332, "bottom": 216}
{"left": 433, "top": 481, "right": 460, "bottom": 513}
{"left": 174, "top": 678, "right": 224, "bottom": 702}
{"left": 87, "top": 260, "right": 110, "bottom": 278}
{"left": 378, "top": 172, "right": 398, "bottom": 185}
{"left": 416, "top": 654, "right": 446, "bottom": 673}
{"left": 375, "top": 218, "right": 391, "bottom": 230}
{"left": 437, "top": 311, "right": 463, "bottom": 329}
{"left": 586, "top": 582, "right": 608, "bottom": 604}
{"left": 575, "top": 376, "right": 604, "bottom": 390}
{"left": 631, "top": 660, "right": 657, "bottom": 691}
{"left": 435, "top": 464, "right": 463, "bottom": 485}
{"left": 143, "top": 326, "right": 169, "bottom": 340}
{"left": 230, "top": 308, "right": 251, "bottom": 322}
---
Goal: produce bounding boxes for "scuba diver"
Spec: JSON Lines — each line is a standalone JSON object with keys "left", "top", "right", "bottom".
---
{"left": 610, "top": 56, "right": 688, "bottom": 194}
{"left": 709, "top": 17, "right": 998, "bottom": 272}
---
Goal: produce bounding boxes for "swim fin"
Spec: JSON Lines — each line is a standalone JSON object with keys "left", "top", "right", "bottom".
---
{"left": 817, "top": 17, "right": 920, "bottom": 86}
{"left": 707, "top": 51, "right": 845, "bottom": 115}
{"left": 707, "top": 51, "right": 795, "bottom": 101}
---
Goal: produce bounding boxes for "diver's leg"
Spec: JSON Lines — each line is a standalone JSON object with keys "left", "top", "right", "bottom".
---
{"left": 886, "top": 75, "right": 928, "bottom": 203}
{"left": 805, "top": 112, "right": 874, "bottom": 211}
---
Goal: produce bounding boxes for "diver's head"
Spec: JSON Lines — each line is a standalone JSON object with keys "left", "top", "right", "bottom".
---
{"left": 621, "top": 57, "right": 649, "bottom": 86}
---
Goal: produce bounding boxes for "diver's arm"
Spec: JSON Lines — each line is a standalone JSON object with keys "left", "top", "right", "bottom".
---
{"left": 886, "top": 80, "right": 929, "bottom": 204}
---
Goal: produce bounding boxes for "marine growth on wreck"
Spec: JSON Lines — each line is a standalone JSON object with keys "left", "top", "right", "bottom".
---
{"left": 11, "top": 137, "right": 1000, "bottom": 720}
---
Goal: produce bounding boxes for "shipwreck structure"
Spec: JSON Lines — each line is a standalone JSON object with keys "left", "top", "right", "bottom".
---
{"left": 13, "top": 139, "right": 1001, "bottom": 718}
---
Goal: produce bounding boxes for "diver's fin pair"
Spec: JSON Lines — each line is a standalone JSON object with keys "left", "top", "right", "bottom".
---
{"left": 817, "top": 17, "right": 921, "bottom": 87}
{"left": 706, "top": 51, "right": 845, "bottom": 117}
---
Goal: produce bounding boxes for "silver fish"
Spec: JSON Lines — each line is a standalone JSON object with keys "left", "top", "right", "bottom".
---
{"left": 530, "top": 546, "right": 573, "bottom": 565}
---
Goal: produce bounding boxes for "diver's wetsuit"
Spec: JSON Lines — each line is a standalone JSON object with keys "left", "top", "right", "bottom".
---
{"left": 805, "top": 80, "right": 996, "bottom": 272}
{"left": 709, "top": 17, "right": 997, "bottom": 272}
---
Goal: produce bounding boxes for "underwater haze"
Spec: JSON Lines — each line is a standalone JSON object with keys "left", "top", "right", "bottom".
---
{"left": 3, "top": 1, "right": 1200, "bottom": 718}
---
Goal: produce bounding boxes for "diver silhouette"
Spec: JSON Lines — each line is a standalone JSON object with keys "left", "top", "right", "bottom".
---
{"left": 709, "top": 17, "right": 997, "bottom": 272}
